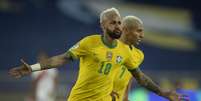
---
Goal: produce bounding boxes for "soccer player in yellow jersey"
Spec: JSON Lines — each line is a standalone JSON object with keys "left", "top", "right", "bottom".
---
{"left": 8, "top": 8, "right": 138, "bottom": 101}
{"left": 8, "top": 8, "right": 186, "bottom": 101}
{"left": 112, "top": 48, "right": 143, "bottom": 101}
{"left": 112, "top": 16, "right": 188, "bottom": 101}
{"left": 112, "top": 15, "right": 145, "bottom": 101}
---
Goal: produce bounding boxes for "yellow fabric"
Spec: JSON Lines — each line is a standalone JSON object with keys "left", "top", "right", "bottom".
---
{"left": 67, "top": 35, "right": 138, "bottom": 101}
{"left": 113, "top": 46, "right": 144, "bottom": 101}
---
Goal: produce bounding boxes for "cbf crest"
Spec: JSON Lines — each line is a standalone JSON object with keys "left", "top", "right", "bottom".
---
{"left": 116, "top": 56, "right": 123, "bottom": 64}
{"left": 106, "top": 51, "right": 113, "bottom": 61}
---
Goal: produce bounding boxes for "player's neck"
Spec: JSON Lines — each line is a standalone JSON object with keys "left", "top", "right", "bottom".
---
{"left": 119, "top": 36, "right": 132, "bottom": 46}
{"left": 102, "top": 35, "right": 117, "bottom": 48}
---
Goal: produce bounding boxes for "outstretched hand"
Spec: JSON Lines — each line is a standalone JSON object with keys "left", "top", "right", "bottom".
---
{"left": 8, "top": 59, "right": 32, "bottom": 79}
{"left": 161, "top": 89, "right": 189, "bottom": 101}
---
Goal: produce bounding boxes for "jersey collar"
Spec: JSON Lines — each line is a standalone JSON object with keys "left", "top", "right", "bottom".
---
{"left": 101, "top": 36, "right": 117, "bottom": 49}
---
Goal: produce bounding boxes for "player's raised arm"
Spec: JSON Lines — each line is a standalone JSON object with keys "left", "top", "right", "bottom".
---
{"left": 9, "top": 34, "right": 90, "bottom": 79}
{"left": 8, "top": 52, "right": 73, "bottom": 79}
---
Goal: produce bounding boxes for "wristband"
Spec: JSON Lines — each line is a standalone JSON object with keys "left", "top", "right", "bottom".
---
{"left": 30, "top": 63, "right": 41, "bottom": 71}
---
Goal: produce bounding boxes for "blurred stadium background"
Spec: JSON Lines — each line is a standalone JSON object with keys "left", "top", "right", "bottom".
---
{"left": 0, "top": 0, "right": 201, "bottom": 101}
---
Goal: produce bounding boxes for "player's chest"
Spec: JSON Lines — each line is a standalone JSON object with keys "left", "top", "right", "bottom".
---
{"left": 90, "top": 47, "right": 126, "bottom": 65}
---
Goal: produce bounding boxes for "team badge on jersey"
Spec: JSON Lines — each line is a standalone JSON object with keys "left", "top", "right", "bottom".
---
{"left": 106, "top": 51, "right": 113, "bottom": 61}
{"left": 116, "top": 56, "right": 123, "bottom": 64}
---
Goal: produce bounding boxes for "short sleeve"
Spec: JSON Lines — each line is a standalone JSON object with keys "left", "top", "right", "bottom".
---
{"left": 67, "top": 37, "right": 90, "bottom": 59}
{"left": 137, "top": 50, "right": 144, "bottom": 66}
{"left": 124, "top": 48, "right": 144, "bottom": 71}
{"left": 124, "top": 51, "right": 139, "bottom": 71}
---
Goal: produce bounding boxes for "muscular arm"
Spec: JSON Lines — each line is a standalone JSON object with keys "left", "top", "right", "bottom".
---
{"left": 129, "top": 69, "right": 187, "bottom": 101}
{"left": 129, "top": 69, "right": 162, "bottom": 96}
{"left": 8, "top": 52, "right": 75, "bottom": 78}
{"left": 40, "top": 52, "right": 73, "bottom": 70}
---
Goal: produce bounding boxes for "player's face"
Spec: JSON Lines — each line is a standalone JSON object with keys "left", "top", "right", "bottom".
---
{"left": 102, "top": 16, "right": 122, "bottom": 39}
{"left": 125, "top": 24, "right": 144, "bottom": 45}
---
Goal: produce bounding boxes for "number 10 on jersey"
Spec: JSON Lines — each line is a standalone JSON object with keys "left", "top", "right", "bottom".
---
{"left": 98, "top": 61, "right": 112, "bottom": 75}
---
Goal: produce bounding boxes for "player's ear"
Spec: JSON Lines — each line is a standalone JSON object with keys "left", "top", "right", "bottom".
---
{"left": 100, "top": 22, "right": 105, "bottom": 30}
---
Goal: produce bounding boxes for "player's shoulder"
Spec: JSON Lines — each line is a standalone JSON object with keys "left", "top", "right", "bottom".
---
{"left": 132, "top": 46, "right": 144, "bottom": 59}
{"left": 77, "top": 34, "right": 102, "bottom": 49}
{"left": 81, "top": 34, "right": 101, "bottom": 43}
{"left": 117, "top": 40, "right": 130, "bottom": 50}
{"left": 83, "top": 34, "right": 100, "bottom": 40}
{"left": 133, "top": 46, "right": 144, "bottom": 54}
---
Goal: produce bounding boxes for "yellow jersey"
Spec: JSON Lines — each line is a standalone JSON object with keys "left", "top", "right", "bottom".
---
{"left": 113, "top": 46, "right": 144, "bottom": 101}
{"left": 67, "top": 35, "right": 139, "bottom": 101}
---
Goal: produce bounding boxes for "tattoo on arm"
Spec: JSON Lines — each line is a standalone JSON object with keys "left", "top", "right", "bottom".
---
{"left": 130, "top": 69, "right": 162, "bottom": 95}
{"left": 40, "top": 52, "right": 73, "bottom": 69}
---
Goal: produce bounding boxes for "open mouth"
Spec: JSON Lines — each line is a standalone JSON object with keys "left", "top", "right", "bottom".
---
{"left": 115, "top": 32, "right": 121, "bottom": 35}
{"left": 138, "top": 39, "right": 141, "bottom": 42}
{"left": 115, "top": 30, "right": 121, "bottom": 34}
{"left": 114, "top": 29, "right": 121, "bottom": 33}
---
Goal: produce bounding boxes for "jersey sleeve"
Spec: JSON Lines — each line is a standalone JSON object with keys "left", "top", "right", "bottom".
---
{"left": 124, "top": 50, "right": 139, "bottom": 71}
{"left": 67, "top": 37, "right": 91, "bottom": 59}
{"left": 124, "top": 49, "right": 144, "bottom": 71}
{"left": 137, "top": 50, "right": 144, "bottom": 66}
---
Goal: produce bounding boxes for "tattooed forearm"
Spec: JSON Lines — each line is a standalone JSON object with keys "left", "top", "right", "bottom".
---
{"left": 129, "top": 69, "right": 162, "bottom": 95}
{"left": 40, "top": 53, "right": 72, "bottom": 69}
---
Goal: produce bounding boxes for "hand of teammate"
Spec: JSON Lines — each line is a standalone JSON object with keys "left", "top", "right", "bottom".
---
{"left": 8, "top": 59, "right": 32, "bottom": 79}
{"left": 160, "top": 89, "right": 189, "bottom": 101}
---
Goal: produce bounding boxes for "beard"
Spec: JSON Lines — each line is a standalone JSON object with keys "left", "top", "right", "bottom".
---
{"left": 106, "top": 29, "right": 122, "bottom": 39}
